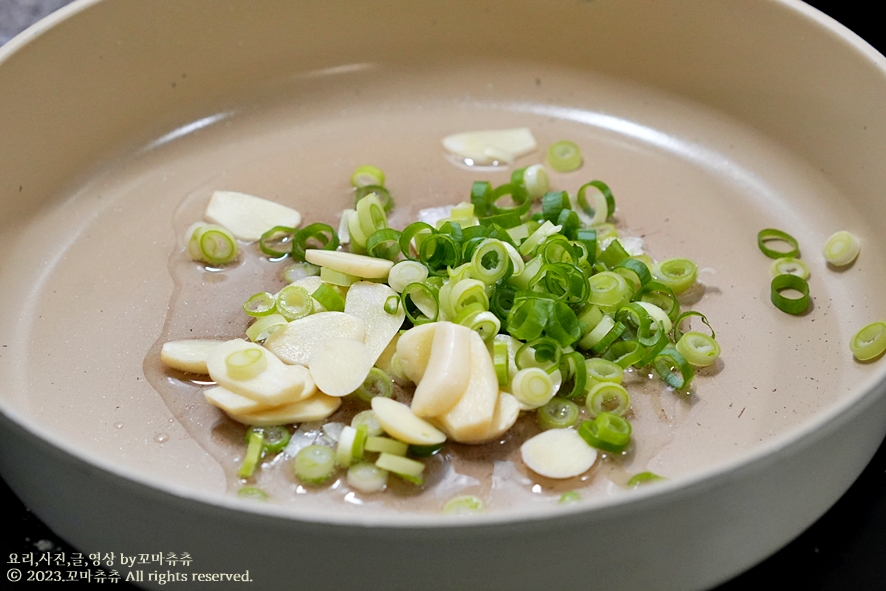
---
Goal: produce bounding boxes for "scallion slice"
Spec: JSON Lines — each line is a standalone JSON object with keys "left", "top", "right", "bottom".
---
{"left": 578, "top": 412, "right": 632, "bottom": 453}
{"left": 653, "top": 347, "right": 694, "bottom": 390}
{"left": 354, "top": 367, "right": 394, "bottom": 402}
{"left": 676, "top": 331, "right": 721, "bottom": 367}
{"left": 823, "top": 230, "right": 860, "bottom": 267}
{"left": 250, "top": 425, "right": 291, "bottom": 454}
{"left": 576, "top": 180, "right": 615, "bottom": 226}
{"left": 770, "top": 257, "right": 810, "bottom": 280}
{"left": 292, "top": 223, "right": 340, "bottom": 262}
{"left": 388, "top": 260, "right": 430, "bottom": 293}
{"left": 350, "top": 165, "right": 386, "bottom": 188}
{"left": 510, "top": 367, "right": 556, "bottom": 409}
{"left": 355, "top": 184, "right": 394, "bottom": 213}
{"left": 626, "top": 471, "right": 666, "bottom": 488}
{"left": 757, "top": 228, "right": 800, "bottom": 259}
{"left": 585, "top": 382, "right": 630, "bottom": 417}
{"left": 275, "top": 285, "right": 314, "bottom": 321}
{"left": 546, "top": 140, "right": 583, "bottom": 172}
{"left": 242, "top": 292, "right": 276, "bottom": 317}
{"left": 188, "top": 223, "right": 239, "bottom": 266}
{"left": 375, "top": 453, "right": 425, "bottom": 485}
{"left": 443, "top": 495, "right": 484, "bottom": 515}
{"left": 770, "top": 273, "right": 810, "bottom": 315}
{"left": 536, "top": 397, "right": 580, "bottom": 430}
{"left": 259, "top": 225, "right": 298, "bottom": 258}
{"left": 245, "top": 313, "right": 288, "bottom": 342}
{"left": 651, "top": 258, "right": 698, "bottom": 295}
{"left": 311, "top": 283, "right": 345, "bottom": 313}
{"left": 293, "top": 444, "right": 336, "bottom": 485}
{"left": 238, "top": 429, "right": 265, "bottom": 479}
{"left": 347, "top": 462, "right": 388, "bottom": 493}
{"left": 850, "top": 321, "right": 886, "bottom": 361}
{"left": 584, "top": 358, "right": 623, "bottom": 383}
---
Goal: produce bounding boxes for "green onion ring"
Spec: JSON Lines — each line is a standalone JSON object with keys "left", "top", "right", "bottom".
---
{"left": 354, "top": 367, "right": 395, "bottom": 402}
{"left": 757, "top": 228, "right": 800, "bottom": 259}
{"left": 676, "top": 331, "right": 721, "bottom": 367}
{"left": 275, "top": 285, "right": 314, "bottom": 321}
{"left": 355, "top": 184, "right": 394, "bottom": 213}
{"left": 291, "top": 223, "right": 340, "bottom": 261}
{"left": 259, "top": 225, "right": 298, "bottom": 258}
{"left": 399, "top": 222, "right": 435, "bottom": 260}
{"left": 546, "top": 140, "right": 583, "bottom": 172}
{"left": 401, "top": 282, "right": 439, "bottom": 324}
{"left": 585, "top": 382, "right": 631, "bottom": 417}
{"left": 311, "top": 283, "right": 345, "bottom": 313}
{"left": 578, "top": 413, "right": 632, "bottom": 453}
{"left": 770, "top": 273, "right": 810, "bottom": 315}
{"left": 850, "top": 321, "right": 886, "bottom": 361}
{"left": 366, "top": 228, "right": 403, "bottom": 261}
{"left": 242, "top": 292, "right": 276, "bottom": 317}
{"left": 653, "top": 347, "right": 694, "bottom": 390}
{"left": 537, "top": 397, "right": 580, "bottom": 430}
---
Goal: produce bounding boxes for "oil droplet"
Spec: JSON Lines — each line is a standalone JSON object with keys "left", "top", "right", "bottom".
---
{"left": 154, "top": 432, "right": 169, "bottom": 443}
{"left": 113, "top": 422, "right": 124, "bottom": 429}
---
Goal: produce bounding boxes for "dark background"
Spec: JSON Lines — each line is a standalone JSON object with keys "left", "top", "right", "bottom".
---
{"left": 1, "top": 2, "right": 884, "bottom": 589}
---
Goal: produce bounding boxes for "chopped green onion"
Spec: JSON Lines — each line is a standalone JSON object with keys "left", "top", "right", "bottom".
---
{"left": 354, "top": 367, "right": 394, "bottom": 402}
{"left": 512, "top": 164, "right": 550, "bottom": 199}
{"left": 614, "top": 258, "right": 652, "bottom": 291}
{"left": 320, "top": 266, "right": 360, "bottom": 287}
{"left": 351, "top": 410, "right": 384, "bottom": 437}
{"left": 443, "top": 495, "right": 484, "bottom": 515}
{"left": 408, "top": 442, "right": 445, "bottom": 457}
{"left": 471, "top": 239, "right": 512, "bottom": 284}
{"left": 238, "top": 429, "right": 265, "bottom": 479}
{"left": 653, "top": 347, "right": 694, "bottom": 390}
{"left": 823, "top": 230, "right": 860, "bottom": 267}
{"left": 350, "top": 164, "right": 386, "bottom": 188}
{"left": 601, "top": 339, "right": 646, "bottom": 369}
{"left": 558, "top": 351, "right": 589, "bottom": 399}
{"left": 493, "top": 340, "right": 510, "bottom": 386}
{"left": 850, "top": 321, "right": 886, "bottom": 361}
{"left": 355, "top": 184, "right": 394, "bottom": 213}
{"left": 336, "top": 425, "right": 368, "bottom": 467}
{"left": 770, "top": 273, "right": 810, "bottom": 315}
{"left": 283, "top": 262, "right": 320, "bottom": 283}
{"left": 576, "top": 181, "right": 615, "bottom": 226}
{"left": 758, "top": 228, "right": 800, "bottom": 259}
{"left": 626, "top": 471, "right": 666, "bottom": 488}
{"left": 237, "top": 487, "right": 269, "bottom": 501}
{"left": 188, "top": 223, "right": 239, "bottom": 266}
{"left": 347, "top": 462, "right": 388, "bottom": 493}
{"left": 311, "top": 283, "right": 345, "bottom": 312}
{"left": 242, "top": 292, "right": 276, "bottom": 317}
{"left": 558, "top": 491, "right": 581, "bottom": 504}
{"left": 375, "top": 453, "right": 425, "bottom": 485}
{"left": 355, "top": 192, "right": 389, "bottom": 245}
{"left": 401, "top": 282, "right": 440, "bottom": 324}
{"left": 459, "top": 310, "right": 501, "bottom": 342}
{"left": 651, "top": 258, "right": 698, "bottom": 295}
{"left": 510, "top": 367, "right": 556, "bottom": 409}
{"left": 275, "top": 285, "right": 314, "bottom": 321}
{"left": 536, "top": 397, "right": 580, "bottom": 430}
{"left": 585, "top": 382, "right": 630, "bottom": 417}
{"left": 546, "top": 140, "right": 583, "bottom": 172}
{"left": 225, "top": 347, "right": 267, "bottom": 380}
{"left": 259, "top": 225, "right": 297, "bottom": 258}
{"left": 247, "top": 425, "right": 291, "bottom": 453}
{"left": 245, "top": 313, "right": 287, "bottom": 342}
{"left": 388, "top": 260, "right": 429, "bottom": 293}
{"left": 770, "top": 257, "right": 810, "bottom": 280}
{"left": 578, "top": 412, "right": 632, "bottom": 453}
{"left": 676, "top": 332, "right": 721, "bottom": 367}
{"left": 384, "top": 295, "right": 400, "bottom": 314}
{"left": 672, "top": 310, "right": 715, "bottom": 342}
{"left": 364, "top": 436, "right": 409, "bottom": 456}
{"left": 293, "top": 444, "right": 336, "bottom": 485}
{"left": 292, "top": 223, "right": 340, "bottom": 262}
{"left": 588, "top": 271, "right": 631, "bottom": 310}
{"left": 366, "top": 228, "right": 403, "bottom": 261}
{"left": 584, "top": 358, "right": 623, "bottom": 383}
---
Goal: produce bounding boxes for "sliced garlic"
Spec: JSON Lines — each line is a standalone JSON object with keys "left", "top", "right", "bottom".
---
{"left": 205, "top": 190, "right": 301, "bottom": 242}
{"left": 520, "top": 429, "right": 598, "bottom": 479}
